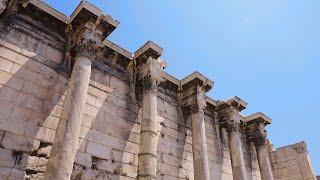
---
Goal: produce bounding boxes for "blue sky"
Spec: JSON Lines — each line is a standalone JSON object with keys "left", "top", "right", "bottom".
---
{"left": 44, "top": 0, "right": 320, "bottom": 174}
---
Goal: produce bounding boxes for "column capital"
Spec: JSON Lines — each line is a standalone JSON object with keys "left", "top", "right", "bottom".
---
{"left": 217, "top": 96, "right": 247, "bottom": 132}
{"left": 181, "top": 72, "right": 213, "bottom": 114}
{"left": 245, "top": 112, "right": 272, "bottom": 146}
{"left": 134, "top": 41, "right": 166, "bottom": 91}
{"left": 67, "top": 1, "right": 119, "bottom": 59}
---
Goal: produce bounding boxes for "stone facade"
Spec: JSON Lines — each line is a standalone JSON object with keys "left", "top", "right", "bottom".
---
{"left": 0, "top": 1, "right": 317, "bottom": 180}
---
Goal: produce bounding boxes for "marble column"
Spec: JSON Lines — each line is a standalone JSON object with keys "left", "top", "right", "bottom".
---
{"left": 229, "top": 125, "right": 247, "bottom": 180}
{"left": 45, "top": 54, "right": 92, "bottom": 180}
{"left": 245, "top": 112, "right": 274, "bottom": 180}
{"left": 190, "top": 86, "right": 210, "bottom": 180}
{"left": 181, "top": 72, "right": 213, "bottom": 180}
{"left": 218, "top": 97, "right": 248, "bottom": 180}
{"left": 256, "top": 144, "right": 274, "bottom": 180}
{"left": 136, "top": 55, "right": 164, "bottom": 180}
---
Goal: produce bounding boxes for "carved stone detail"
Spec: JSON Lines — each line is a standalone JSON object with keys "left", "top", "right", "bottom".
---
{"left": 218, "top": 107, "right": 241, "bottom": 132}
{"left": 137, "top": 56, "right": 165, "bottom": 91}
{"left": 247, "top": 122, "right": 268, "bottom": 146}
{"left": 183, "top": 86, "right": 207, "bottom": 115}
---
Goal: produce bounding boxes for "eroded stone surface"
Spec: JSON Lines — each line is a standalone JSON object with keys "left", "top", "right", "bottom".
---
{"left": 0, "top": 1, "right": 317, "bottom": 180}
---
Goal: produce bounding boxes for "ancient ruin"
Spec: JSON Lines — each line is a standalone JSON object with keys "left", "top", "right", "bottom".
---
{"left": 0, "top": 1, "right": 317, "bottom": 180}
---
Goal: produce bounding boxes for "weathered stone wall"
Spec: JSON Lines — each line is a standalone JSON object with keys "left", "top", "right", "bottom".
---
{"left": 0, "top": 10, "right": 66, "bottom": 179}
{"left": 270, "top": 142, "right": 316, "bottom": 180}
{"left": 0, "top": 1, "right": 317, "bottom": 180}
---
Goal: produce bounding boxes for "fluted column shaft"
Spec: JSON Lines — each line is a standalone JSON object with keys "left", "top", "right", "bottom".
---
{"left": 137, "top": 56, "right": 164, "bottom": 180}
{"left": 45, "top": 55, "right": 91, "bottom": 180}
{"left": 191, "top": 100, "right": 210, "bottom": 180}
{"left": 229, "top": 129, "right": 247, "bottom": 180}
{"left": 256, "top": 144, "right": 274, "bottom": 180}
{"left": 138, "top": 84, "right": 158, "bottom": 180}
{"left": 219, "top": 104, "right": 248, "bottom": 180}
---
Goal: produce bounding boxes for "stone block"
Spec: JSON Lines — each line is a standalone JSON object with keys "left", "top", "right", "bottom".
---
{"left": 0, "top": 115, "right": 26, "bottom": 136}
{"left": 0, "top": 70, "right": 12, "bottom": 85}
{"left": 101, "top": 134, "right": 125, "bottom": 150}
{"left": 75, "top": 151, "right": 92, "bottom": 168}
{"left": 0, "top": 99, "right": 14, "bottom": 115}
{"left": 0, "top": 57, "right": 13, "bottom": 73}
{"left": 163, "top": 154, "right": 179, "bottom": 167}
{"left": 26, "top": 156, "right": 48, "bottom": 172}
{"left": 42, "top": 115, "right": 59, "bottom": 130}
{"left": 0, "top": 47, "right": 19, "bottom": 63}
{"left": 86, "top": 141, "right": 111, "bottom": 160}
{"left": 0, "top": 167, "right": 25, "bottom": 178}
{"left": 122, "top": 164, "right": 137, "bottom": 178}
{"left": 46, "top": 46, "right": 63, "bottom": 64}
{"left": 1, "top": 132, "right": 40, "bottom": 152}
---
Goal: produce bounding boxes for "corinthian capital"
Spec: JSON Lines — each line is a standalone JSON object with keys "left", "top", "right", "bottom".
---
{"left": 66, "top": 1, "right": 119, "bottom": 60}
{"left": 135, "top": 41, "right": 166, "bottom": 91}
{"left": 245, "top": 112, "right": 272, "bottom": 146}
{"left": 217, "top": 96, "right": 247, "bottom": 132}
{"left": 181, "top": 72, "right": 213, "bottom": 115}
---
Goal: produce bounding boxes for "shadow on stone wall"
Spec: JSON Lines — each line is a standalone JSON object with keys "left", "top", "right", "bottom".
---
{"left": 0, "top": 29, "right": 67, "bottom": 179}
{"left": 70, "top": 68, "right": 139, "bottom": 180}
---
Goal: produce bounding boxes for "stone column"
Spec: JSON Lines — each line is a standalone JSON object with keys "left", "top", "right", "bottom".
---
{"left": 229, "top": 125, "right": 247, "bottom": 180}
{"left": 245, "top": 113, "right": 274, "bottom": 180}
{"left": 135, "top": 41, "right": 165, "bottom": 180}
{"left": 181, "top": 72, "right": 213, "bottom": 180}
{"left": 218, "top": 97, "right": 248, "bottom": 180}
{"left": 45, "top": 18, "right": 106, "bottom": 179}
{"left": 256, "top": 144, "right": 274, "bottom": 180}
{"left": 45, "top": 54, "right": 92, "bottom": 180}
{"left": 190, "top": 86, "right": 210, "bottom": 180}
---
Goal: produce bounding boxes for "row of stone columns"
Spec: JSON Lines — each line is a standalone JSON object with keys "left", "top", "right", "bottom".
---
{"left": 44, "top": 1, "right": 119, "bottom": 178}
{"left": 42, "top": 19, "right": 274, "bottom": 180}
{"left": 218, "top": 98, "right": 274, "bottom": 180}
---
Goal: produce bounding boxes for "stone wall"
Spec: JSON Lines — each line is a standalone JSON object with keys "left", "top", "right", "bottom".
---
{"left": 0, "top": 14, "right": 66, "bottom": 179}
{"left": 270, "top": 142, "right": 316, "bottom": 180}
{"left": 0, "top": 1, "right": 317, "bottom": 180}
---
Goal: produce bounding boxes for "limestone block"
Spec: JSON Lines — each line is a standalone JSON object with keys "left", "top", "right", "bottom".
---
{"left": 21, "top": 81, "right": 48, "bottom": 100}
{"left": 82, "top": 115, "right": 93, "bottom": 128}
{"left": 80, "top": 126, "right": 102, "bottom": 143}
{"left": 1, "top": 132, "right": 40, "bottom": 152}
{"left": 86, "top": 142, "right": 111, "bottom": 160}
{"left": 4, "top": 75, "right": 24, "bottom": 91}
{"left": 0, "top": 115, "right": 26, "bottom": 136}
{"left": 46, "top": 46, "right": 63, "bottom": 64}
{"left": 0, "top": 148, "right": 28, "bottom": 169}
{"left": 88, "top": 86, "right": 109, "bottom": 100}
{"left": 0, "top": 167, "right": 25, "bottom": 179}
{"left": 122, "top": 164, "right": 138, "bottom": 178}
{"left": 26, "top": 156, "right": 48, "bottom": 172}
{"left": 37, "top": 145, "right": 52, "bottom": 157}
{"left": 112, "top": 150, "right": 137, "bottom": 165}
{"left": 101, "top": 134, "right": 126, "bottom": 150}
{"left": 11, "top": 65, "right": 44, "bottom": 87}
{"left": 94, "top": 158, "right": 120, "bottom": 173}
{"left": 0, "top": 47, "right": 19, "bottom": 63}
{"left": 42, "top": 115, "right": 59, "bottom": 130}
{"left": 84, "top": 104, "right": 100, "bottom": 118}
{"left": 75, "top": 152, "right": 92, "bottom": 168}
{"left": 163, "top": 154, "right": 179, "bottom": 167}
{"left": 180, "top": 159, "right": 194, "bottom": 171}
{"left": 0, "top": 57, "right": 13, "bottom": 73}
{"left": 32, "top": 126, "right": 56, "bottom": 143}
{"left": 0, "top": 99, "right": 14, "bottom": 116}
